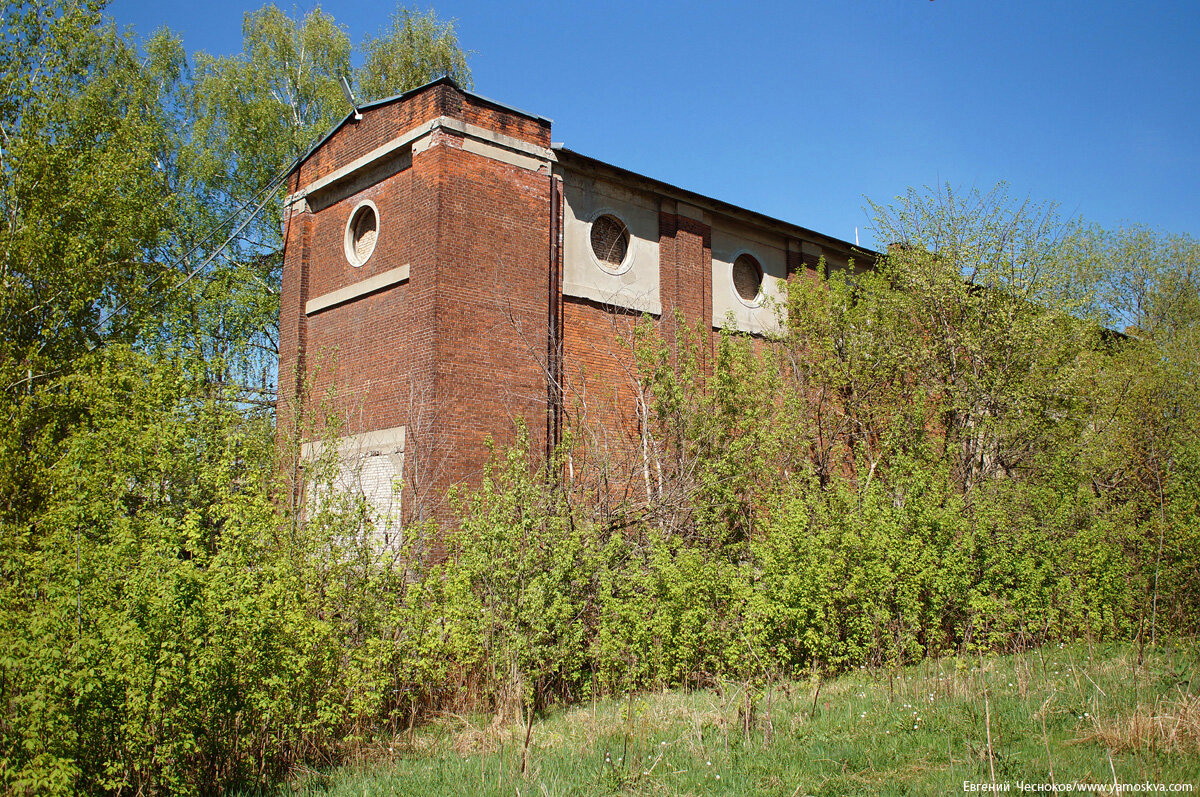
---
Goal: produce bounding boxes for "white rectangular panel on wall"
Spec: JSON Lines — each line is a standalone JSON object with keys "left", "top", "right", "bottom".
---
{"left": 301, "top": 425, "right": 406, "bottom": 550}
{"left": 711, "top": 220, "right": 788, "bottom": 335}
{"left": 562, "top": 172, "right": 661, "bottom": 315}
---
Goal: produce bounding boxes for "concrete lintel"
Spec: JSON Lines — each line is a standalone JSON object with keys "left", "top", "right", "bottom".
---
{"left": 302, "top": 425, "right": 406, "bottom": 461}
{"left": 460, "top": 137, "right": 545, "bottom": 172}
{"left": 437, "top": 116, "right": 554, "bottom": 162}
{"left": 411, "top": 133, "right": 435, "bottom": 156}
{"left": 305, "top": 264, "right": 410, "bottom": 315}
{"left": 677, "top": 202, "right": 707, "bottom": 224}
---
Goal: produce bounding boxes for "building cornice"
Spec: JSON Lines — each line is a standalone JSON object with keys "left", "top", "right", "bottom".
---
{"left": 553, "top": 147, "right": 876, "bottom": 262}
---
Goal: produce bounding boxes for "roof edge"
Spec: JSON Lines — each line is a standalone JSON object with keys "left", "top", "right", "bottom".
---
{"left": 553, "top": 146, "right": 876, "bottom": 259}
{"left": 359, "top": 76, "right": 552, "bottom": 125}
{"left": 288, "top": 76, "right": 552, "bottom": 179}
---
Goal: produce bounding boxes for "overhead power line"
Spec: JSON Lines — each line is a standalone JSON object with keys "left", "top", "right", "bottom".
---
{"left": 90, "top": 154, "right": 301, "bottom": 340}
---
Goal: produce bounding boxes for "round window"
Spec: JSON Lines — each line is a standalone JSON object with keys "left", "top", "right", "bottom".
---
{"left": 589, "top": 214, "right": 630, "bottom": 272}
{"left": 732, "top": 253, "right": 763, "bottom": 304}
{"left": 344, "top": 201, "right": 378, "bottom": 267}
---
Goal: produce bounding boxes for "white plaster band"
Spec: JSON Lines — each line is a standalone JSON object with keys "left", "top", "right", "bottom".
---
{"left": 301, "top": 425, "right": 406, "bottom": 461}
{"left": 287, "top": 116, "right": 553, "bottom": 205}
{"left": 305, "top": 264, "right": 410, "bottom": 315}
{"left": 460, "top": 137, "right": 544, "bottom": 172}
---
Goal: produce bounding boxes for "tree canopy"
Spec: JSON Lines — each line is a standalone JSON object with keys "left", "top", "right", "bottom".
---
{"left": 0, "top": 3, "right": 473, "bottom": 790}
{"left": 1, "top": 1, "right": 472, "bottom": 407}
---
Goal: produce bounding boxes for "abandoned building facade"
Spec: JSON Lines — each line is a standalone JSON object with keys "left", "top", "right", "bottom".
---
{"left": 278, "top": 77, "right": 867, "bottom": 528}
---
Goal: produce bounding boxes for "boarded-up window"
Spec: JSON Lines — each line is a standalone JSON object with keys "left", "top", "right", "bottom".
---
{"left": 590, "top": 214, "right": 629, "bottom": 270}
{"left": 733, "top": 254, "right": 762, "bottom": 303}
{"left": 345, "top": 202, "right": 379, "bottom": 266}
{"left": 302, "top": 426, "right": 405, "bottom": 551}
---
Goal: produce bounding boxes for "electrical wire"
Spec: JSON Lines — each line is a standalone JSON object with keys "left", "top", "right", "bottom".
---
{"left": 90, "top": 154, "right": 301, "bottom": 338}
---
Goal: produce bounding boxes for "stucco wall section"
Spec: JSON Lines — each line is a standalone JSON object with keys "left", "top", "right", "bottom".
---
{"left": 562, "top": 172, "right": 661, "bottom": 315}
{"left": 710, "top": 218, "right": 788, "bottom": 335}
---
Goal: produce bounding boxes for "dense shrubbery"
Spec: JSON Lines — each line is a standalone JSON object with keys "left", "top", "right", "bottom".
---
{"left": 4, "top": 210, "right": 1199, "bottom": 793}
{"left": 396, "top": 186, "right": 1200, "bottom": 734}
{"left": 0, "top": 349, "right": 408, "bottom": 791}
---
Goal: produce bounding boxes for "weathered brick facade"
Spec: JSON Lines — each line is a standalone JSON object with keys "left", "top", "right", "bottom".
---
{"left": 278, "top": 78, "right": 868, "bottom": 523}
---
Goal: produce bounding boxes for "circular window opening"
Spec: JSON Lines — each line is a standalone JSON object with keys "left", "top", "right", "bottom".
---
{"left": 732, "top": 253, "right": 763, "bottom": 304}
{"left": 344, "top": 201, "right": 378, "bottom": 267}
{"left": 590, "top": 214, "right": 630, "bottom": 272}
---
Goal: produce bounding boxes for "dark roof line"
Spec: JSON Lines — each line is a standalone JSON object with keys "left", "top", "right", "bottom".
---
{"left": 361, "top": 76, "right": 552, "bottom": 124}
{"left": 553, "top": 146, "right": 875, "bottom": 258}
{"left": 288, "top": 80, "right": 873, "bottom": 261}
{"left": 288, "top": 76, "right": 551, "bottom": 178}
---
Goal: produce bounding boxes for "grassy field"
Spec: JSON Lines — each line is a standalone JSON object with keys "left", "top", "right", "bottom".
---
{"left": 275, "top": 641, "right": 1199, "bottom": 795}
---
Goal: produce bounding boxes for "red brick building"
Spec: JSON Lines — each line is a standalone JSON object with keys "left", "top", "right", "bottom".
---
{"left": 278, "top": 78, "right": 867, "bottom": 529}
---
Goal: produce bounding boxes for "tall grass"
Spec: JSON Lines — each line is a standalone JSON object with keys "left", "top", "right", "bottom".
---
{"left": 265, "top": 641, "right": 1199, "bottom": 795}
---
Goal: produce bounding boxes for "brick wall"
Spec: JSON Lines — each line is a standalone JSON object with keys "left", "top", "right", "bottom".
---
{"left": 560, "top": 297, "right": 643, "bottom": 494}
{"left": 658, "top": 208, "right": 716, "bottom": 367}
{"left": 278, "top": 78, "right": 869, "bottom": 522}
{"left": 278, "top": 79, "right": 553, "bottom": 522}
{"left": 426, "top": 134, "right": 552, "bottom": 490}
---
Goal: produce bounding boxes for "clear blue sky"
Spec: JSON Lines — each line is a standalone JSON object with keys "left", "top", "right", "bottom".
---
{"left": 107, "top": 0, "right": 1200, "bottom": 248}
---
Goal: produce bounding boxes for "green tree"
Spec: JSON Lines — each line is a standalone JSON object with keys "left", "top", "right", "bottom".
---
{"left": 1061, "top": 225, "right": 1200, "bottom": 639}
{"left": 179, "top": 4, "right": 472, "bottom": 401}
{"left": 358, "top": 8, "right": 472, "bottom": 104}
{"left": 0, "top": 4, "right": 476, "bottom": 792}
{"left": 0, "top": 1, "right": 175, "bottom": 391}
{"left": 866, "top": 183, "right": 1086, "bottom": 495}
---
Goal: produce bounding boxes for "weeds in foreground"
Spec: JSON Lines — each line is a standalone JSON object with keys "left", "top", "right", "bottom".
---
{"left": 264, "top": 641, "right": 1199, "bottom": 796}
{"left": 1083, "top": 692, "right": 1200, "bottom": 756}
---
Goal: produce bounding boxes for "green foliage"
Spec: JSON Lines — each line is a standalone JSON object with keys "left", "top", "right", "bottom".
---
{"left": 1, "top": 348, "right": 277, "bottom": 792}
{"left": 0, "top": 5, "right": 476, "bottom": 791}
{"left": 3, "top": 3, "right": 1197, "bottom": 788}
{"left": 867, "top": 185, "right": 1087, "bottom": 495}
{"left": 754, "top": 461, "right": 975, "bottom": 671}
{"left": 0, "top": 1, "right": 176, "bottom": 385}
{"left": 358, "top": 9, "right": 472, "bottom": 102}
{"left": 0, "top": 347, "right": 440, "bottom": 793}
{"left": 435, "top": 430, "right": 596, "bottom": 712}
